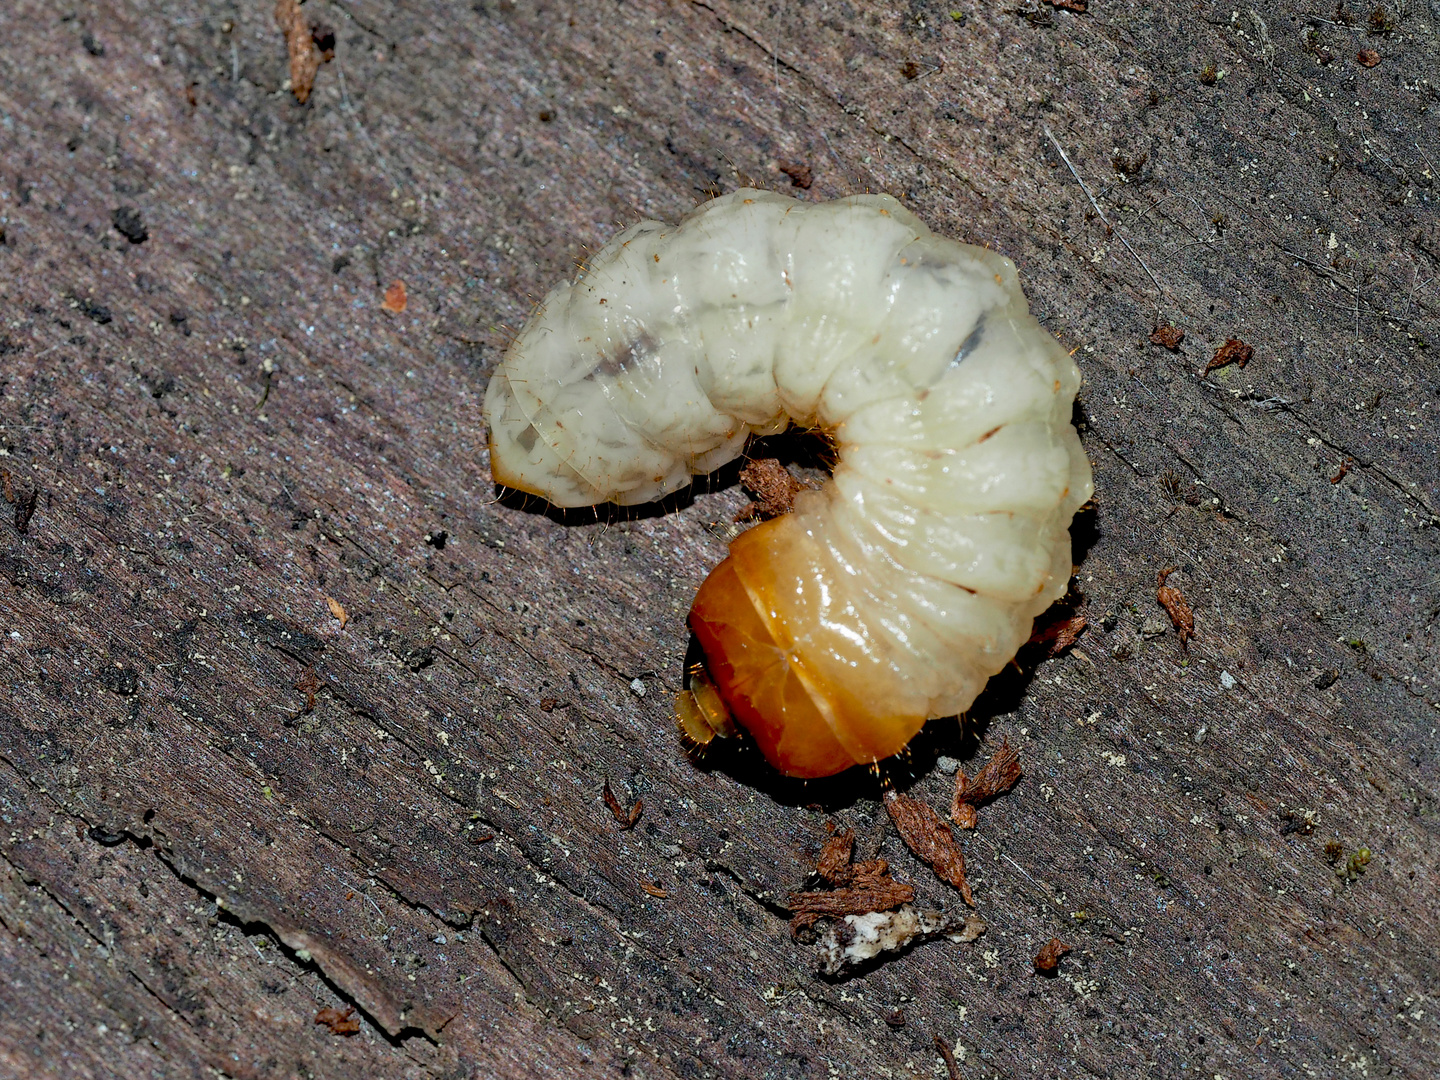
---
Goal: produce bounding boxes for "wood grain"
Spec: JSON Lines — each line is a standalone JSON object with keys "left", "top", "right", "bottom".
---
{"left": 1, "top": 1, "right": 1437, "bottom": 1077}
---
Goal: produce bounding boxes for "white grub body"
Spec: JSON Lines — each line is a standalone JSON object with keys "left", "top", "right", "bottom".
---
{"left": 484, "top": 190, "right": 1093, "bottom": 770}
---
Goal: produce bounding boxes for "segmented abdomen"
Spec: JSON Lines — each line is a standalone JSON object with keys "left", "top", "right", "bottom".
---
{"left": 484, "top": 190, "right": 1093, "bottom": 777}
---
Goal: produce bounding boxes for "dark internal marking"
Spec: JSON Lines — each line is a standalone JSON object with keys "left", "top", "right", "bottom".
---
{"left": 946, "top": 318, "right": 987, "bottom": 372}
{"left": 597, "top": 332, "right": 656, "bottom": 377}
{"left": 515, "top": 424, "right": 539, "bottom": 453}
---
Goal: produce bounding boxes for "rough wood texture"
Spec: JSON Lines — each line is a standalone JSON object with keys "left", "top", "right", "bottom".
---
{"left": 2, "top": 2, "right": 1437, "bottom": 1077}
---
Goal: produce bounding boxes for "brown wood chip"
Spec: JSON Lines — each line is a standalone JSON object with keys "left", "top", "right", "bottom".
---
{"left": 1045, "top": 0, "right": 1088, "bottom": 9}
{"left": 602, "top": 780, "right": 642, "bottom": 829}
{"left": 934, "top": 1034, "right": 962, "bottom": 1080}
{"left": 789, "top": 824, "right": 916, "bottom": 934}
{"left": 734, "top": 458, "right": 805, "bottom": 522}
{"left": 13, "top": 486, "right": 37, "bottom": 533}
{"left": 641, "top": 879, "right": 669, "bottom": 899}
{"left": 883, "top": 789, "right": 974, "bottom": 906}
{"left": 815, "top": 829, "right": 858, "bottom": 883}
{"left": 1356, "top": 49, "right": 1380, "bottom": 68}
{"left": 951, "top": 738, "right": 1024, "bottom": 829}
{"left": 314, "top": 1005, "right": 360, "bottom": 1036}
{"left": 1203, "top": 338, "right": 1252, "bottom": 375}
{"left": 778, "top": 161, "right": 813, "bottom": 189}
{"left": 382, "top": 280, "right": 408, "bottom": 314}
{"left": 1027, "top": 612, "right": 1087, "bottom": 658}
{"left": 1156, "top": 567, "right": 1195, "bottom": 645}
{"left": 1149, "top": 324, "right": 1184, "bottom": 349}
{"left": 275, "top": 0, "right": 323, "bottom": 104}
{"left": 1034, "top": 937, "right": 1072, "bottom": 974}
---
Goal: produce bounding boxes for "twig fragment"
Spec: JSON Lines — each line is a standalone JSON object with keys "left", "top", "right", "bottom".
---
{"left": 1034, "top": 937, "right": 1071, "bottom": 974}
{"left": 602, "top": 780, "right": 642, "bottom": 829}
{"left": 883, "top": 789, "right": 973, "bottom": 906}
{"left": 951, "top": 739, "right": 1024, "bottom": 830}
{"left": 1156, "top": 568, "right": 1195, "bottom": 646}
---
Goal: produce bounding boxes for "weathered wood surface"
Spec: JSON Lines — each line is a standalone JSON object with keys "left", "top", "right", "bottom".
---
{"left": 1, "top": 1, "right": 1437, "bottom": 1077}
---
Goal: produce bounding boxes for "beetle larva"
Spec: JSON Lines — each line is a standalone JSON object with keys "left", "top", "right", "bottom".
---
{"left": 484, "top": 190, "right": 1092, "bottom": 778}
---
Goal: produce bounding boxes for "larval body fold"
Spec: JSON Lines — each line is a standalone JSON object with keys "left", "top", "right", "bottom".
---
{"left": 484, "top": 190, "right": 1093, "bottom": 778}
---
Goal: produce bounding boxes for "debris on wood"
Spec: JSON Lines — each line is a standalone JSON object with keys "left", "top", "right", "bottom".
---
{"left": 1034, "top": 937, "right": 1071, "bottom": 975}
{"left": 900, "top": 61, "right": 921, "bottom": 79}
{"left": 1355, "top": 49, "right": 1381, "bottom": 67}
{"left": 11, "top": 483, "right": 38, "bottom": 534}
{"left": 325, "top": 595, "right": 349, "bottom": 629}
{"left": 295, "top": 667, "right": 320, "bottom": 712}
{"left": 884, "top": 1008, "right": 906, "bottom": 1028}
{"left": 314, "top": 1005, "right": 360, "bottom": 1036}
{"left": 778, "top": 161, "right": 814, "bottom": 189}
{"left": 602, "top": 780, "right": 642, "bottom": 829}
{"left": 276, "top": 0, "right": 328, "bottom": 104}
{"left": 112, "top": 206, "right": 148, "bottom": 244}
{"left": 1279, "top": 808, "right": 1319, "bottom": 836}
{"left": 469, "top": 831, "right": 495, "bottom": 844}
{"left": 1331, "top": 845, "right": 1372, "bottom": 882}
{"left": 1203, "top": 338, "right": 1252, "bottom": 375}
{"left": 789, "top": 827, "right": 915, "bottom": 935}
{"left": 641, "top": 879, "right": 669, "bottom": 899}
{"left": 734, "top": 458, "right": 805, "bottom": 522}
{"left": 382, "top": 280, "right": 408, "bottom": 314}
{"left": 815, "top": 905, "right": 985, "bottom": 976}
{"left": 1199, "top": 61, "right": 1218, "bottom": 85}
{"left": 1045, "top": 0, "right": 1088, "bottom": 10}
{"left": 934, "top": 1034, "right": 962, "bottom": 1080}
{"left": 1156, "top": 568, "right": 1195, "bottom": 646}
{"left": 1330, "top": 459, "right": 1352, "bottom": 484}
{"left": 538, "top": 696, "right": 561, "bottom": 712}
{"left": 1027, "top": 611, "right": 1087, "bottom": 658}
{"left": 1149, "top": 324, "right": 1184, "bottom": 350}
{"left": 951, "top": 738, "right": 1024, "bottom": 830}
{"left": 883, "top": 789, "right": 974, "bottom": 906}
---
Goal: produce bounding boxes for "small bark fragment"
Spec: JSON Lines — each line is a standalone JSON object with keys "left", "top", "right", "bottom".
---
{"left": 778, "top": 161, "right": 813, "bottom": 189}
{"left": 734, "top": 458, "right": 805, "bottom": 521}
{"left": 883, "top": 789, "right": 974, "bottom": 906}
{"left": 790, "top": 826, "right": 916, "bottom": 935}
{"left": 382, "top": 280, "right": 408, "bottom": 314}
{"left": 951, "top": 738, "right": 1024, "bottom": 829}
{"left": 1156, "top": 568, "right": 1195, "bottom": 645}
{"left": 295, "top": 667, "right": 320, "bottom": 712}
{"left": 13, "top": 486, "right": 38, "bottom": 533}
{"left": 935, "top": 1034, "right": 962, "bottom": 1080}
{"left": 1027, "top": 612, "right": 1086, "bottom": 658}
{"left": 276, "top": 0, "right": 323, "bottom": 104}
{"left": 1045, "top": 0, "right": 1088, "bottom": 10}
{"left": 1034, "top": 937, "right": 1072, "bottom": 975}
{"left": 1149, "top": 324, "right": 1184, "bottom": 350}
{"left": 815, "top": 829, "right": 858, "bottom": 883}
{"left": 1330, "top": 459, "right": 1352, "bottom": 484}
{"left": 314, "top": 1005, "right": 360, "bottom": 1036}
{"left": 1356, "top": 49, "right": 1380, "bottom": 67}
{"left": 602, "top": 780, "right": 642, "bottom": 829}
{"left": 1203, "top": 338, "right": 1253, "bottom": 375}
{"left": 640, "top": 879, "right": 669, "bottom": 899}
{"left": 325, "top": 595, "right": 348, "bottom": 629}
{"left": 814, "top": 905, "right": 984, "bottom": 975}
